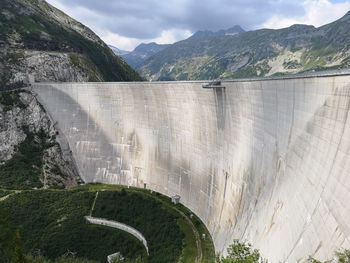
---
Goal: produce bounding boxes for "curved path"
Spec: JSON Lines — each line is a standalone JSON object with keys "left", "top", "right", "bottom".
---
{"left": 173, "top": 207, "right": 203, "bottom": 263}
{"left": 0, "top": 190, "right": 21, "bottom": 202}
{"left": 85, "top": 216, "right": 149, "bottom": 256}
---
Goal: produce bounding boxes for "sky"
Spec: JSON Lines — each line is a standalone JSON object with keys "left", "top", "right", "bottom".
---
{"left": 46, "top": 0, "right": 350, "bottom": 51}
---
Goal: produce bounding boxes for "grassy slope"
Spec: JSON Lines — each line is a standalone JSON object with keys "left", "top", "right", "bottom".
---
{"left": 0, "top": 185, "right": 216, "bottom": 263}
{"left": 92, "top": 190, "right": 183, "bottom": 263}
{"left": 0, "top": 190, "right": 146, "bottom": 262}
{"left": 83, "top": 184, "right": 216, "bottom": 263}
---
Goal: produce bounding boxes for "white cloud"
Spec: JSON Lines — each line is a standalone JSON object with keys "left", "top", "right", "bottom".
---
{"left": 47, "top": 0, "right": 192, "bottom": 50}
{"left": 100, "top": 32, "right": 140, "bottom": 51}
{"left": 100, "top": 29, "right": 192, "bottom": 51}
{"left": 263, "top": 0, "right": 350, "bottom": 29}
{"left": 151, "top": 29, "right": 192, "bottom": 45}
{"left": 47, "top": 0, "right": 350, "bottom": 51}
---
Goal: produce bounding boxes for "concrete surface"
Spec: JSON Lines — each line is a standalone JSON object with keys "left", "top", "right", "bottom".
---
{"left": 33, "top": 73, "right": 350, "bottom": 262}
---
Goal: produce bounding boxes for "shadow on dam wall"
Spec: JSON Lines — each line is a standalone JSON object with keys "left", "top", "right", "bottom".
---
{"left": 214, "top": 87, "right": 226, "bottom": 130}
{"left": 32, "top": 75, "right": 350, "bottom": 262}
{"left": 32, "top": 85, "right": 132, "bottom": 184}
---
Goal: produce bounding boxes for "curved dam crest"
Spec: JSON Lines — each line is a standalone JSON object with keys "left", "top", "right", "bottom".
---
{"left": 32, "top": 74, "right": 350, "bottom": 262}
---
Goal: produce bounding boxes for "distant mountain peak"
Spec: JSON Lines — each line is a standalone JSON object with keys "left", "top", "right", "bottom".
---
{"left": 139, "top": 42, "right": 158, "bottom": 46}
{"left": 121, "top": 42, "right": 171, "bottom": 69}
{"left": 108, "top": 45, "right": 130, "bottom": 56}
{"left": 133, "top": 42, "right": 170, "bottom": 53}
{"left": 225, "top": 25, "right": 245, "bottom": 33}
{"left": 192, "top": 25, "right": 245, "bottom": 38}
{"left": 138, "top": 12, "right": 350, "bottom": 81}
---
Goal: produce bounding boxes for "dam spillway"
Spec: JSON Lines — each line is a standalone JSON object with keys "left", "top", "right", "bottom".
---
{"left": 32, "top": 73, "right": 350, "bottom": 262}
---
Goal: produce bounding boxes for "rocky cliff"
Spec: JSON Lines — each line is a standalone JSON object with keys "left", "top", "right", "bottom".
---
{"left": 0, "top": 90, "right": 81, "bottom": 189}
{"left": 0, "top": 0, "right": 143, "bottom": 188}
{"left": 0, "top": 0, "right": 142, "bottom": 89}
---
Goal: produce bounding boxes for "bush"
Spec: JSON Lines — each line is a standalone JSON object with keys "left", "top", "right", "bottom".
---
{"left": 0, "top": 127, "right": 53, "bottom": 189}
{"left": 216, "top": 240, "right": 266, "bottom": 263}
{"left": 92, "top": 191, "right": 184, "bottom": 263}
{"left": 308, "top": 249, "right": 350, "bottom": 263}
{"left": 0, "top": 190, "right": 146, "bottom": 262}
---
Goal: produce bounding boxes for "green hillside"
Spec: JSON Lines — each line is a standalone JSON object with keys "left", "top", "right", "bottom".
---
{"left": 139, "top": 12, "right": 350, "bottom": 80}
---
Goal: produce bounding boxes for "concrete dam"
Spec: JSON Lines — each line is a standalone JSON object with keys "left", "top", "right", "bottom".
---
{"left": 32, "top": 72, "right": 350, "bottom": 262}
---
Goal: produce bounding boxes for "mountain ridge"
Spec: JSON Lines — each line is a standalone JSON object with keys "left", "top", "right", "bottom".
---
{"left": 138, "top": 11, "right": 350, "bottom": 80}
{"left": 0, "top": 0, "right": 142, "bottom": 88}
{"left": 108, "top": 45, "right": 130, "bottom": 56}
{"left": 119, "top": 42, "right": 171, "bottom": 69}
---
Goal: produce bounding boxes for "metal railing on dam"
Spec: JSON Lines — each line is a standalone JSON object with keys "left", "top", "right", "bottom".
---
{"left": 32, "top": 71, "right": 350, "bottom": 262}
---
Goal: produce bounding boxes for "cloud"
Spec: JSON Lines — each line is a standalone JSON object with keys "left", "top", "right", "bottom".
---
{"left": 263, "top": 0, "right": 350, "bottom": 29}
{"left": 46, "top": 0, "right": 350, "bottom": 50}
{"left": 99, "top": 29, "right": 192, "bottom": 51}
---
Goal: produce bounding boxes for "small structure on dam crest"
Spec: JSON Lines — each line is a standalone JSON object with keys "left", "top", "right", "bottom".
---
{"left": 171, "top": 194, "right": 181, "bottom": 204}
{"left": 202, "top": 80, "right": 225, "bottom": 89}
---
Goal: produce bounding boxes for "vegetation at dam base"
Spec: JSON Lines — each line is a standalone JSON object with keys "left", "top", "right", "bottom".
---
{"left": 0, "top": 184, "right": 215, "bottom": 263}
{"left": 215, "top": 240, "right": 350, "bottom": 263}
{"left": 92, "top": 190, "right": 183, "bottom": 262}
{"left": 0, "top": 190, "right": 146, "bottom": 263}
{"left": 0, "top": 127, "right": 56, "bottom": 189}
{"left": 216, "top": 240, "right": 266, "bottom": 263}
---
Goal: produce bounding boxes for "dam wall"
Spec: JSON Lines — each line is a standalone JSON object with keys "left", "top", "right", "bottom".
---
{"left": 32, "top": 74, "right": 350, "bottom": 262}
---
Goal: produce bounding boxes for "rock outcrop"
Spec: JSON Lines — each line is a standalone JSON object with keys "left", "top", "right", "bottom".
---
{"left": 0, "top": 0, "right": 141, "bottom": 89}
{"left": 0, "top": 90, "right": 81, "bottom": 189}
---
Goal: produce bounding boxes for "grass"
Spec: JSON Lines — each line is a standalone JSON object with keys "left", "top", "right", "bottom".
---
{"left": 0, "top": 185, "right": 216, "bottom": 263}
{"left": 137, "top": 188, "right": 215, "bottom": 263}
{"left": 177, "top": 217, "right": 197, "bottom": 262}
{"left": 176, "top": 203, "right": 215, "bottom": 263}
{"left": 92, "top": 190, "right": 184, "bottom": 263}
{"left": 85, "top": 184, "right": 216, "bottom": 263}
{"left": 0, "top": 190, "right": 146, "bottom": 262}
{"left": 300, "top": 47, "right": 335, "bottom": 70}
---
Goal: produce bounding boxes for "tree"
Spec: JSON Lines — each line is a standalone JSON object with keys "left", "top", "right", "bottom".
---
{"left": 11, "top": 230, "right": 27, "bottom": 263}
{"left": 216, "top": 240, "right": 266, "bottom": 263}
{"left": 307, "top": 249, "right": 350, "bottom": 263}
{"left": 336, "top": 249, "right": 350, "bottom": 263}
{"left": 0, "top": 216, "right": 13, "bottom": 262}
{"left": 307, "top": 256, "right": 322, "bottom": 263}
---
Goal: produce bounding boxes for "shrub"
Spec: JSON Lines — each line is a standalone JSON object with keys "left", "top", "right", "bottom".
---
{"left": 216, "top": 240, "right": 266, "bottom": 263}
